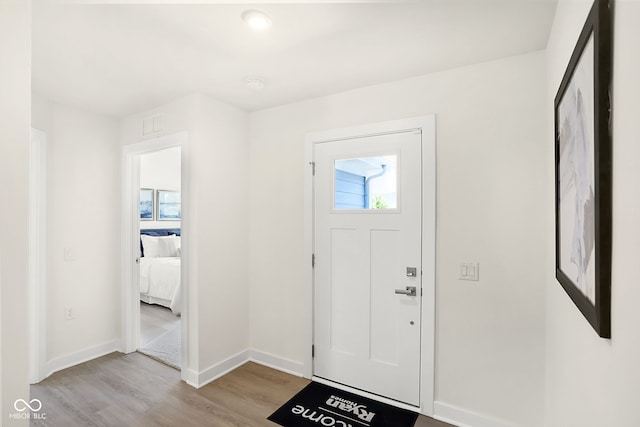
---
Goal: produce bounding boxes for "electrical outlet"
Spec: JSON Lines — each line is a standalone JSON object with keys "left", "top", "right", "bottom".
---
{"left": 65, "top": 307, "right": 75, "bottom": 320}
{"left": 64, "top": 247, "right": 76, "bottom": 261}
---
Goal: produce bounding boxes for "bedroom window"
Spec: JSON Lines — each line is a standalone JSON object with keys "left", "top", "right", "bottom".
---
{"left": 334, "top": 155, "right": 397, "bottom": 210}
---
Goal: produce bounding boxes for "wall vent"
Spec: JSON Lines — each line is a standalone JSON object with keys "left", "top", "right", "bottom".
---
{"left": 142, "top": 113, "right": 165, "bottom": 136}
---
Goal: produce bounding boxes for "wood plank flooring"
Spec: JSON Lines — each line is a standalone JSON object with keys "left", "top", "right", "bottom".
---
{"left": 30, "top": 352, "right": 452, "bottom": 427}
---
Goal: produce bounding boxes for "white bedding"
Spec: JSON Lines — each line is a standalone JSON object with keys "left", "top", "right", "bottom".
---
{"left": 139, "top": 256, "right": 181, "bottom": 315}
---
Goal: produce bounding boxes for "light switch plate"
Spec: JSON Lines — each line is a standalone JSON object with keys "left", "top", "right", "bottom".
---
{"left": 459, "top": 262, "right": 479, "bottom": 281}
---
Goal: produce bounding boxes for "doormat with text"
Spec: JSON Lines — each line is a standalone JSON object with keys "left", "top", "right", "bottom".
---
{"left": 268, "top": 381, "right": 418, "bottom": 427}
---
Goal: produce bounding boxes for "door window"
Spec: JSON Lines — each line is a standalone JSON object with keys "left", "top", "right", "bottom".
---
{"left": 334, "top": 155, "right": 397, "bottom": 210}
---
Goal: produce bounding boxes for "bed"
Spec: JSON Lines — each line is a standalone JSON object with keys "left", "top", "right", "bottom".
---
{"left": 140, "top": 229, "right": 182, "bottom": 315}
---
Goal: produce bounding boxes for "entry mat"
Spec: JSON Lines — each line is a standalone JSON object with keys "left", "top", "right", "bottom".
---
{"left": 268, "top": 381, "right": 418, "bottom": 427}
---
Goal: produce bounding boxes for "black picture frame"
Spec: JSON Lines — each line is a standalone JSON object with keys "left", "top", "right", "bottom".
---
{"left": 554, "top": 0, "right": 613, "bottom": 338}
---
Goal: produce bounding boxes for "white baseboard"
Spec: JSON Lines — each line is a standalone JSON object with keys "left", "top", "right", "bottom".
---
{"left": 182, "top": 348, "right": 305, "bottom": 389}
{"left": 42, "top": 339, "right": 120, "bottom": 381}
{"left": 40, "top": 343, "right": 512, "bottom": 427}
{"left": 433, "top": 401, "right": 513, "bottom": 427}
{"left": 189, "top": 349, "right": 250, "bottom": 389}
{"left": 249, "top": 349, "right": 305, "bottom": 377}
{"left": 181, "top": 368, "right": 200, "bottom": 388}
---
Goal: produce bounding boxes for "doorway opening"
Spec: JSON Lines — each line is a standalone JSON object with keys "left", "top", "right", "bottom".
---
{"left": 137, "top": 147, "right": 182, "bottom": 369}
{"left": 122, "top": 132, "right": 189, "bottom": 378}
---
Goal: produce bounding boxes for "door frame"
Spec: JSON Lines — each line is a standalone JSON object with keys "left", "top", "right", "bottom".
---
{"left": 304, "top": 116, "right": 436, "bottom": 415}
{"left": 29, "top": 128, "right": 48, "bottom": 384}
{"left": 121, "top": 131, "right": 189, "bottom": 379}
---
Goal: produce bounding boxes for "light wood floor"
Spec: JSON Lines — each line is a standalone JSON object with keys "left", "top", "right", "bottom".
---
{"left": 30, "top": 352, "right": 453, "bottom": 427}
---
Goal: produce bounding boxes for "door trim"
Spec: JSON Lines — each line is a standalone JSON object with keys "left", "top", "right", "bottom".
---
{"left": 121, "top": 131, "right": 190, "bottom": 380}
{"left": 304, "top": 116, "right": 436, "bottom": 415}
{"left": 29, "top": 128, "right": 48, "bottom": 384}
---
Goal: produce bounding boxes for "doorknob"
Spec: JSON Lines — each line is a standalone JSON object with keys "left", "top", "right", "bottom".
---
{"left": 394, "top": 286, "right": 417, "bottom": 296}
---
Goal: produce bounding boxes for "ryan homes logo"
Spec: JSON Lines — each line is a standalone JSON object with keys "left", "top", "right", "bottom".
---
{"left": 9, "top": 398, "right": 46, "bottom": 420}
{"left": 291, "top": 394, "right": 376, "bottom": 426}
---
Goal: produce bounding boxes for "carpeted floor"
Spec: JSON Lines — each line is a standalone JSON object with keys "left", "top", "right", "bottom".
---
{"left": 139, "top": 323, "right": 181, "bottom": 369}
{"left": 139, "top": 301, "right": 181, "bottom": 370}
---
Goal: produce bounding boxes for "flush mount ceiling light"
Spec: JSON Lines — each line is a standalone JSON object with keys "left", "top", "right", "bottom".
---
{"left": 245, "top": 77, "right": 265, "bottom": 91}
{"left": 241, "top": 10, "right": 272, "bottom": 31}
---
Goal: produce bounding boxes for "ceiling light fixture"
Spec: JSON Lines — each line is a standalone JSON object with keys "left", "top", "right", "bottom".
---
{"left": 245, "top": 77, "right": 265, "bottom": 91}
{"left": 241, "top": 10, "right": 272, "bottom": 31}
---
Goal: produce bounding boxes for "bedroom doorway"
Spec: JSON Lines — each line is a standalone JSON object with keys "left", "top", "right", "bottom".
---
{"left": 137, "top": 147, "right": 182, "bottom": 369}
{"left": 122, "top": 132, "right": 189, "bottom": 377}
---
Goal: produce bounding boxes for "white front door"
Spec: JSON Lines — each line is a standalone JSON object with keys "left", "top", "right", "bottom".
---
{"left": 313, "top": 129, "right": 422, "bottom": 406}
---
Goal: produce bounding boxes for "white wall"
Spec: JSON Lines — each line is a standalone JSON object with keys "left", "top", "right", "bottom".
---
{"left": 249, "top": 51, "right": 547, "bottom": 426}
{"left": 121, "top": 94, "right": 250, "bottom": 378}
{"left": 140, "top": 146, "right": 181, "bottom": 230}
{"left": 545, "top": 1, "right": 640, "bottom": 425}
{"left": 192, "top": 95, "right": 250, "bottom": 371}
{"left": 31, "top": 96, "right": 121, "bottom": 369}
{"left": 140, "top": 147, "right": 181, "bottom": 192}
{"left": 0, "top": 1, "right": 30, "bottom": 425}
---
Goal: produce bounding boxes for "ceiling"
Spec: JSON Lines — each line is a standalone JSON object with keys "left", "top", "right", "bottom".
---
{"left": 32, "top": 1, "right": 557, "bottom": 118}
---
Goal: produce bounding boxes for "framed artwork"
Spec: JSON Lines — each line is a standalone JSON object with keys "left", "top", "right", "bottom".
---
{"left": 554, "top": 0, "right": 613, "bottom": 338}
{"left": 157, "top": 190, "right": 181, "bottom": 220}
{"left": 140, "top": 188, "right": 154, "bottom": 221}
